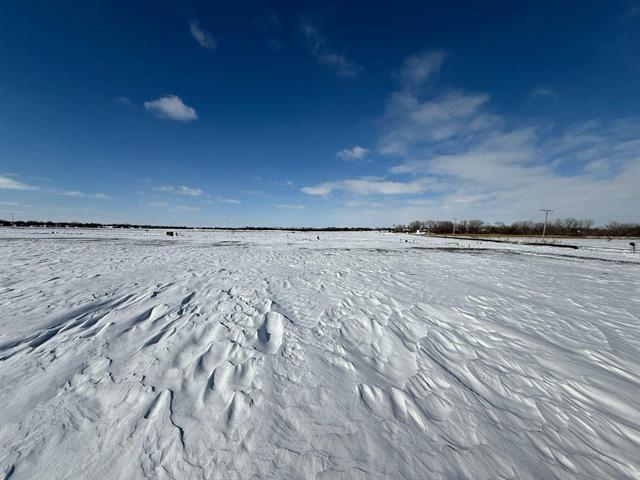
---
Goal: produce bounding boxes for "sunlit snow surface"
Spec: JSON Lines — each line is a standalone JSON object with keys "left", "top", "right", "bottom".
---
{"left": 1, "top": 228, "right": 639, "bottom": 479}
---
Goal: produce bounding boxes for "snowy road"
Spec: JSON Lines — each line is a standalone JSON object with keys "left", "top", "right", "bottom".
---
{"left": 1, "top": 229, "right": 639, "bottom": 479}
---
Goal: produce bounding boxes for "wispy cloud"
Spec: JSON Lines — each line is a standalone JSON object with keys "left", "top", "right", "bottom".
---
{"left": 144, "top": 95, "right": 198, "bottom": 122}
{"left": 114, "top": 96, "right": 133, "bottom": 106}
{"left": 152, "top": 185, "right": 204, "bottom": 196}
{"left": 305, "top": 52, "right": 640, "bottom": 225}
{"left": 301, "top": 20, "right": 362, "bottom": 77}
{"left": 337, "top": 145, "right": 369, "bottom": 161}
{"left": 148, "top": 201, "right": 169, "bottom": 207}
{"left": 275, "top": 203, "right": 306, "bottom": 209}
{"left": 173, "top": 205, "right": 201, "bottom": 212}
{"left": 0, "top": 175, "right": 39, "bottom": 191}
{"left": 396, "top": 50, "right": 447, "bottom": 90}
{"left": 1, "top": 174, "right": 111, "bottom": 200}
{"left": 380, "top": 89, "right": 493, "bottom": 155}
{"left": 189, "top": 20, "right": 216, "bottom": 50}
{"left": 378, "top": 50, "right": 493, "bottom": 155}
{"left": 0, "top": 201, "right": 28, "bottom": 207}
{"left": 215, "top": 196, "right": 241, "bottom": 204}
{"left": 530, "top": 87, "right": 556, "bottom": 98}
{"left": 60, "top": 190, "right": 109, "bottom": 199}
{"left": 275, "top": 179, "right": 294, "bottom": 186}
{"left": 301, "top": 177, "right": 430, "bottom": 196}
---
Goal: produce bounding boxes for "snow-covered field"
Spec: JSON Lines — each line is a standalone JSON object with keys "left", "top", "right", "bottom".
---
{"left": 1, "top": 228, "right": 639, "bottom": 479}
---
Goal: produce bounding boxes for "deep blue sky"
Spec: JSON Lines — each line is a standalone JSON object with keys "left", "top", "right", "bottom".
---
{"left": 1, "top": 0, "right": 639, "bottom": 226}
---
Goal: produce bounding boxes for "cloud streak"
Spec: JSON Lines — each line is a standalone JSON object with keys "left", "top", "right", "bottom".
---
{"left": 189, "top": 20, "right": 216, "bottom": 50}
{"left": 152, "top": 185, "right": 204, "bottom": 196}
{"left": 530, "top": 87, "right": 556, "bottom": 98}
{"left": 301, "top": 21, "right": 362, "bottom": 77}
{"left": 397, "top": 50, "right": 447, "bottom": 90}
{"left": 60, "top": 190, "right": 109, "bottom": 199}
{"left": 0, "top": 175, "right": 40, "bottom": 191}
{"left": 302, "top": 177, "right": 430, "bottom": 196}
{"left": 215, "top": 196, "right": 242, "bottom": 204}
{"left": 275, "top": 203, "right": 306, "bottom": 209}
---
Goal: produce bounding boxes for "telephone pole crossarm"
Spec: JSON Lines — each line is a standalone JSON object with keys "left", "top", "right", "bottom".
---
{"left": 540, "top": 209, "right": 553, "bottom": 237}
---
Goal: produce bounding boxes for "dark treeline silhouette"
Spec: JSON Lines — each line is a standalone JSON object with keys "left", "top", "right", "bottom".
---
{"left": 2, "top": 218, "right": 638, "bottom": 236}
{"left": 393, "top": 219, "right": 640, "bottom": 237}
{"left": 0, "top": 219, "right": 381, "bottom": 232}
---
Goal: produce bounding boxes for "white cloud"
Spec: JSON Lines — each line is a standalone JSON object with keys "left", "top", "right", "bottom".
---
{"left": 301, "top": 177, "right": 430, "bottom": 196}
{"left": 0, "top": 175, "right": 110, "bottom": 200}
{"left": 215, "top": 196, "right": 241, "bottom": 204}
{"left": 189, "top": 20, "right": 216, "bottom": 50}
{"left": 301, "top": 21, "right": 362, "bottom": 77}
{"left": 337, "top": 145, "right": 369, "bottom": 161}
{"left": 309, "top": 52, "right": 640, "bottom": 225}
{"left": 148, "top": 201, "right": 169, "bottom": 207}
{"left": 409, "top": 92, "right": 489, "bottom": 123}
{"left": 275, "top": 203, "right": 306, "bottom": 209}
{"left": 275, "top": 179, "right": 294, "bottom": 186}
{"left": 380, "top": 89, "right": 496, "bottom": 155}
{"left": 530, "top": 87, "right": 556, "bottom": 98}
{"left": 0, "top": 175, "right": 39, "bottom": 191}
{"left": 173, "top": 205, "right": 201, "bottom": 212}
{"left": 583, "top": 158, "right": 610, "bottom": 176}
{"left": 381, "top": 113, "right": 640, "bottom": 224}
{"left": 397, "top": 50, "right": 447, "bottom": 89}
{"left": 144, "top": 95, "right": 198, "bottom": 122}
{"left": 61, "top": 190, "right": 109, "bottom": 199}
{"left": 152, "top": 185, "right": 203, "bottom": 196}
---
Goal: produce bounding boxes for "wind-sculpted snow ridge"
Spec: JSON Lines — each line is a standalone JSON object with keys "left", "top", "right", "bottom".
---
{"left": 1, "top": 229, "right": 639, "bottom": 479}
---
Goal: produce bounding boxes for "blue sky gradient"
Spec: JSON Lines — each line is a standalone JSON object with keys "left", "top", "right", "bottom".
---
{"left": 1, "top": 1, "right": 639, "bottom": 226}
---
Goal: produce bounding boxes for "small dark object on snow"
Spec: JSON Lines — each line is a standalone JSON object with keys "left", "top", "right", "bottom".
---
{"left": 631, "top": 242, "right": 636, "bottom": 253}
{"left": 166, "top": 231, "right": 174, "bottom": 237}
{"left": 317, "top": 236, "right": 320, "bottom": 240}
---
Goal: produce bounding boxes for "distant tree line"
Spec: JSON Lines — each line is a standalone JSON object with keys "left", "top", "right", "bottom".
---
{"left": 393, "top": 219, "right": 640, "bottom": 237}
{"left": 0, "top": 219, "right": 382, "bottom": 232}
{"left": 2, "top": 218, "right": 638, "bottom": 236}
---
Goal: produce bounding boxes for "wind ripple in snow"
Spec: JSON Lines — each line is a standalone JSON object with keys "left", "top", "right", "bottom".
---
{"left": 1, "top": 229, "right": 639, "bottom": 479}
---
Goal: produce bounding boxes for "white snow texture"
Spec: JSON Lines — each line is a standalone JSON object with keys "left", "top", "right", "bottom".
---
{"left": 1, "top": 229, "right": 639, "bottom": 479}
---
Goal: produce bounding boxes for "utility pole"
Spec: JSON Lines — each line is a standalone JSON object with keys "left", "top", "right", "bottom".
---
{"left": 540, "top": 209, "right": 553, "bottom": 237}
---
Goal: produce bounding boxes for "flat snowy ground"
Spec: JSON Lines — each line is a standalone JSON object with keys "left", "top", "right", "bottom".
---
{"left": 1, "top": 229, "right": 639, "bottom": 479}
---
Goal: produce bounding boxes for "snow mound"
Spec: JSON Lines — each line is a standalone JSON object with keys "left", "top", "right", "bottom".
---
{"left": 256, "top": 311, "right": 284, "bottom": 354}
